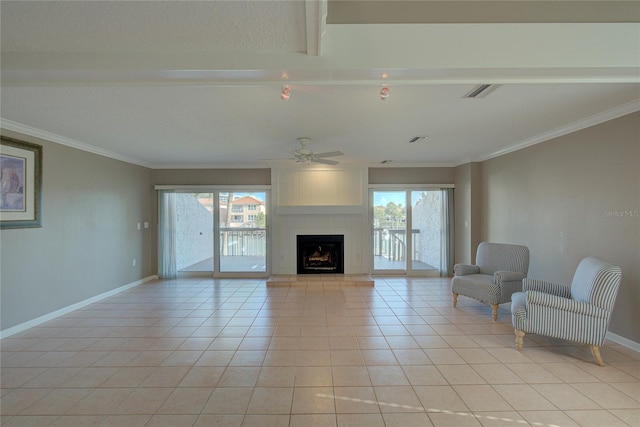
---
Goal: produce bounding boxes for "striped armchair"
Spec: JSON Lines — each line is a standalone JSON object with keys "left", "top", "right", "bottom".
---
{"left": 511, "top": 256, "right": 622, "bottom": 366}
{"left": 452, "top": 242, "right": 530, "bottom": 320}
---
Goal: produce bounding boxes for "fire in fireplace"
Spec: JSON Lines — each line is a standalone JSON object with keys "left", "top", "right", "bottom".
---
{"left": 297, "top": 235, "right": 344, "bottom": 274}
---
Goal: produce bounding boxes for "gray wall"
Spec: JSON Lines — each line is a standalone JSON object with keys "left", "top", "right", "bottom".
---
{"left": 0, "top": 130, "right": 154, "bottom": 331}
{"left": 453, "top": 162, "right": 482, "bottom": 265}
{"left": 152, "top": 168, "right": 271, "bottom": 186}
{"left": 479, "top": 112, "right": 639, "bottom": 342}
{"left": 369, "top": 167, "right": 454, "bottom": 184}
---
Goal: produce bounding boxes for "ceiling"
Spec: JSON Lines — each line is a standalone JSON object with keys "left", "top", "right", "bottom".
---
{"left": 1, "top": 1, "right": 639, "bottom": 169}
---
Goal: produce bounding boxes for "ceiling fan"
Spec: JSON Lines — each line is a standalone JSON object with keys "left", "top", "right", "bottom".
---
{"left": 290, "top": 138, "right": 344, "bottom": 165}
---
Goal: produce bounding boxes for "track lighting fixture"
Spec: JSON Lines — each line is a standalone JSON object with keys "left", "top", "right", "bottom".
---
{"left": 379, "top": 85, "right": 390, "bottom": 101}
{"left": 281, "top": 85, "right": 291, "bottom": 101}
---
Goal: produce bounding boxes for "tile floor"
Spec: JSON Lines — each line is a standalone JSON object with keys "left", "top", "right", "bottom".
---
{"left": 1, "top": 277, "right": 638, "bottom": 427}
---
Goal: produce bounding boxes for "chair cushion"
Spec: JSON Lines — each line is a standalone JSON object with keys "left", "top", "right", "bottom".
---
{"left": 451, "top": 274, "right": 499, "bottom": 304}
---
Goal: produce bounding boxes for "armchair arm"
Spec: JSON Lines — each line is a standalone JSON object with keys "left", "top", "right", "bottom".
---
{"left": 494, "top": 271, "right": 526, "bottom": 285}
{"left": 526, "top": 291, "right": 607, "bottom": 318}
{"left": 454, "top": 264, "right": 480, "bottom": 276}
{"left": 523, "top": 278, "right": 571, "bottom": 298}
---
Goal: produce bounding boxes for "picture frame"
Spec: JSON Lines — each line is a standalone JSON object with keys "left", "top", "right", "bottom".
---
{"left": 1, "top": 136, "right": 43, "bottom": 229}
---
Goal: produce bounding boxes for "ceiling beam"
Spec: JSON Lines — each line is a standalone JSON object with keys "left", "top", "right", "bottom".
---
{"left": 305, "top": 0, "right": 328, "bottom": 55}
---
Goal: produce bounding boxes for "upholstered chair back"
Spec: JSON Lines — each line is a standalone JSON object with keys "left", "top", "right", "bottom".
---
{"left": 571, "top": 256, "right": 622, "bottom": 312}
{"left": 476, "top": 242, "right": 530, "bottom": 276}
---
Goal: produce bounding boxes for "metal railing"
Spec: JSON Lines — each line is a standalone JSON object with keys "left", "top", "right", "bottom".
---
{"left": 220, "top": 227, "right": 266, "bottom": 256}
{"left": 373, "top": 228, "right": 420, "bottom": 261}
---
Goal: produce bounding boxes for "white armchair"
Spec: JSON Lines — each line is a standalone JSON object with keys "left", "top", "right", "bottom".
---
{"left": 511, "top": 256, "right": 622, "bottom": 366}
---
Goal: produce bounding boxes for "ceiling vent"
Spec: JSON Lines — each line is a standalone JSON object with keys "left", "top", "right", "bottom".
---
{"left": 407, "top": 136, "right": 428, "bottom": 144}
{"left": 463, "top": 84, "right": 501, "bottom": 99}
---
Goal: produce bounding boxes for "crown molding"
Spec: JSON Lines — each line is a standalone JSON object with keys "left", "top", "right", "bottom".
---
{"left": 473, "top": 99, "right": 640, "bottom": 164}
{"left": 0, "top": 119, "right": 152, "bottom": 168}
{"left": 3, "top": 98, "right": 637, "bottom": 170}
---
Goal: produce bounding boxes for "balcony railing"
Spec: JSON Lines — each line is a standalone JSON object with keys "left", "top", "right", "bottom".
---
{"left": 220, "top": 227, "right": 266, "bottom": 256}
{"left": 373, "top": 228, "right": 420, "bottom": 261}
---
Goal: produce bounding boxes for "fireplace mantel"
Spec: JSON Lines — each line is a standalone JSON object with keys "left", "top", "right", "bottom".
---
{"left": 271, "top": 165, "right": 369, "bottom": 275}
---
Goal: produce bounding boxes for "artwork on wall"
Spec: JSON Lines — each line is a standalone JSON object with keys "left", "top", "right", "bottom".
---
{"left": 0, "top": 136, "right": 43, "bottom": 229}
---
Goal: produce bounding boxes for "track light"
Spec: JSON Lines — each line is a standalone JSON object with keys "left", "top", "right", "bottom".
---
{"left": 379, "top": 85, "right": 390, "bottom": 101}
{"left": 281, "top": 85, "right": 291, "bottom": 101}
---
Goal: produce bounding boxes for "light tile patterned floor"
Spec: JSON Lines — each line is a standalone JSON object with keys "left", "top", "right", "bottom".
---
{"left": 1, "top": 277, "right": 638, "bottom": 427}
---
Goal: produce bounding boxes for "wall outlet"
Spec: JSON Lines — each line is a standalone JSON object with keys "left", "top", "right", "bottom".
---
{"left": 132, "top": 258, "right": 136, "bottom": 267}
{"left": 136, "top": 222, "right": 141, "bottom": 230}
{"left": 144, "top": 222, "right": 149, "bottom": 229}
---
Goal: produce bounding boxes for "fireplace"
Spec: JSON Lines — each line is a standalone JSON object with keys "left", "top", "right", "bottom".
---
{"left": 297, "top": 235, "right": 344, "bottom": 274}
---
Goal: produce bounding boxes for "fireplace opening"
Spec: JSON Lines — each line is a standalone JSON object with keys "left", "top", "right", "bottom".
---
{"left": 297, "top": 235, "right": 344, "bottom": 274}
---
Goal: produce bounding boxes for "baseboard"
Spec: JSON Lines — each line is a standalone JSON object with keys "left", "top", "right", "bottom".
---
{"left": 606, "top": 331, "right": 640, "bottom": 352}
{"left": 0, "top": 275, "right": 158, "bottom": 339}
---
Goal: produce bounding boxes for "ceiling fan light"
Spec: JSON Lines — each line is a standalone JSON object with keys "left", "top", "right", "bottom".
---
{"left": 280, "top": 85, "right": 291, "bottom": 101}
{"left": 379, "top": 86, "right": 390, "bottom": 100}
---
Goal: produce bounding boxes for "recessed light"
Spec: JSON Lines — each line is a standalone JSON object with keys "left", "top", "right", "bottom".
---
{"left": 407, "top": 136, "right": 428, "bottom": 143}
{"left": 463, "top": 84, "right": 501, "bottom": 98}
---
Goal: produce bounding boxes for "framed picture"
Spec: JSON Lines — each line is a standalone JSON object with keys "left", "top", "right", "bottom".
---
{"left": 1, "top": 136, "right": 43, "bottom": 229}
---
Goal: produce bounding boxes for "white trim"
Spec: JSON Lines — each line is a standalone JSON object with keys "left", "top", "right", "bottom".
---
{"left": 474, "top": 99, "right": 640, "bottom": 163}
{"left": 275, "top": 205, "right": 366, "bottom": 215}
{"left": 1, "top": 118, "right": 153, "bottom": 169}
{"left": 606, "top": 331, "right": 640, "bottom": 353}
{"left": 368, "top": 184, "right": 455, "bottom": 189}
{"left": 0, "top": 275, "right": 157, "bottom": 339}
{"left": 154, "top": 185, "right": 271, "bottom": 191}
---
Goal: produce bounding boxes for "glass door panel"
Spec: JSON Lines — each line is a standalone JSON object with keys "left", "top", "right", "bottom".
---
{"left": 219, "top": 191, "right": 267, "bottom": 273}
{"left": 372, "top": 191, "right": 407, "bottom": 272}
{"left": 175, "top": 192, "right": 214, "bottom": 272}
{"left": 410, "top": 191, "right": 441, "bottom": 274}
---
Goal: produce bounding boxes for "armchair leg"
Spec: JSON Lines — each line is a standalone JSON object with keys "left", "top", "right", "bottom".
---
{"left": 491, "top": 304, "right": 499, "bottom": 321}
{"left": 452, "top": 292, "right": 458, "bottom": 308}
{"left": 515, "top": 330, "right": 525, "bottom": 350}
{"left": 591, "top": 345, "right": 605, "bottom": 367}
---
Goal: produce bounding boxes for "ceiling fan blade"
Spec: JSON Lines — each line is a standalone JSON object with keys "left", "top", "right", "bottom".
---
{"left": 314, "top": 151, "right": 344, "bottom": 158}
{"left": 312, "top": 158, "right": 339, "bottom": 165}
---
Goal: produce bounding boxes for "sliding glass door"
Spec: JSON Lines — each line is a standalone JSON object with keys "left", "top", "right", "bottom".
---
{"left": 372, "top": 188, "right": 451, "bottom": 276}
{"left": 372, "top": 191, "right": 407, "bottom": 272}
{"left": 410, "top": 190, "right": 443, "bottom": 273}
{"left": 171, "top": 189, "right": 268, "bottom": 276}
{"left": 175, "top": 192, "right": 214, "bottom": 272}
{"left": 219, "top": 192, "right": 267, "bottom": 273}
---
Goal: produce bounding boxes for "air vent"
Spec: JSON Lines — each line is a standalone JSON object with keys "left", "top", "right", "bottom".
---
{"left": 407, "top": 136, "right": 428, "bottom": 144}
{"left": 380, "top": 160, "right": 392, "bottom": 164}
{"left": 464, "top": 84, "right": 500, "bottom": 98}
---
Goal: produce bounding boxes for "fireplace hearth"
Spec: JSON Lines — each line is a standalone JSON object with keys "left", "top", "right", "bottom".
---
{"left": 297, "top": 235, "right": 344, "bottom": 274}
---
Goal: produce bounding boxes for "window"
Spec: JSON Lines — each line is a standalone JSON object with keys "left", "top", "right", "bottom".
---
{"left": 232, "top": 215, "right": 243, "bottom": 222}
{"left": 371, "top": 188, "right": 453, "bottom": 276}
{"left": 248, "top": 204, "right": 257, "bottom": 211}
{"left": 248, "top": 215, "right": 257, "bottom": 221}
{"left": 232, "top": 205, "right": 243, "bottom": 213}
